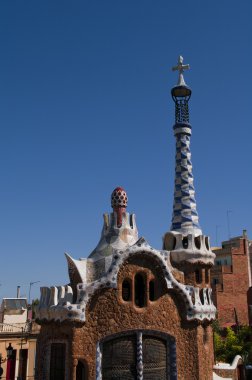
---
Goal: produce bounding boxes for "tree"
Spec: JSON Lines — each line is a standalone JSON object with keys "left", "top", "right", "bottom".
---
{"left": 213, "top": 324, "right": 252, "bottom": 364}
{"left": 31, "top": 298, "right": 39, "bottom": 319}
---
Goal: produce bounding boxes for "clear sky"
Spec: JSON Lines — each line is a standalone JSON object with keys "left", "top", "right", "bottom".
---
{"left": 0, "top": 0, "right": 251, "bottom": 301}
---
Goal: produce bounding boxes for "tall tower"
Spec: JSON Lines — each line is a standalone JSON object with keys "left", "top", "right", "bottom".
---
{"left": 164, "top": 56, "right": 215, "bottom": 284}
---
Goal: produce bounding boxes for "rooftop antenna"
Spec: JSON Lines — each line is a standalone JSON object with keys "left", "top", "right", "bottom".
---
{"left": 226, "top": 210, "right": 232, "bottom": 239}
{"left": 29, "top": 281, "right": 40, "bottom": 305}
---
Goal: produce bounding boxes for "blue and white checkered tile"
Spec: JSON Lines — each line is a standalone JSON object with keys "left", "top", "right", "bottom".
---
{"left": 171, "top": 132, "right": 202, "bottom": 235}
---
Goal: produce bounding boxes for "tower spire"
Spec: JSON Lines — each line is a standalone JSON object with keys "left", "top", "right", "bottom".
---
{"left": 170, "top": 56, "right": 202, "bottom": 236}
{"left": 172, "top": 55, "right": 190, "bottom": 87}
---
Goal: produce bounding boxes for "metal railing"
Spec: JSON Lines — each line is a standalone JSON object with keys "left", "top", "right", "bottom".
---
{"left": 0, "top": 322, "right": 31, "bottom": 334}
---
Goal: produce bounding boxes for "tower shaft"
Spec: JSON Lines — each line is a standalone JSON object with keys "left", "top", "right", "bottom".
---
{"left": 171, "top": 128, "right": 202, "bottom": 235}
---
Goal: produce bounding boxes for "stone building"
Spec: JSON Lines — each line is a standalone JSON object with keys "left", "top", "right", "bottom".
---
{"left": 211, "top": 230, "right": 252, "bottom": 327}
{"left": 35, "top": 57, "right": 218, "bottom": 380}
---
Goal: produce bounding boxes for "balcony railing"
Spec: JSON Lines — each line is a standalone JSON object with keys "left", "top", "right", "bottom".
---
{"left": 0, "top": 322, "right": 31, "bottom": 333}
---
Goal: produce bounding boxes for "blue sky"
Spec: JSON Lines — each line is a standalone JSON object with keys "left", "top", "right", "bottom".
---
{"left": 0, "top": 0, "right": 251, "bottom": 301}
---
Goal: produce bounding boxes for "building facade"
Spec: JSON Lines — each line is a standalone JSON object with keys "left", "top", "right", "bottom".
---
{"left": 0, "top": 298, "right": 40, "bottom": 380}
{"left": 211, "top": 231, "right": 252, "bottom": 328}
{"left": 35, "top": 57, "right": 218, "bottom": 380}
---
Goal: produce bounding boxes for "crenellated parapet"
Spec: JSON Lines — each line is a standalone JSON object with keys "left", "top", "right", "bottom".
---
{"left": 37, "top": 285, "right": 84, "bottom": 322}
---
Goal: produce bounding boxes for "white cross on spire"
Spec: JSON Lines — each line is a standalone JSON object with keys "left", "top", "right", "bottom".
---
{"left": 172, "top": 56, "right": 190, "bottom": 86}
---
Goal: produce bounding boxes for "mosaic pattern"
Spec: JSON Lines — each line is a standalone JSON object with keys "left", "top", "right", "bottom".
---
{"left": 111, "top": 187, "right": 128, "bottom": 208}
{"left": 137, "top": 332, "right": 143, "bottom": 380}
{"left": 171, "top": 127, "right": 202, "bottom": 236}
{"left": 89, "top": 211, "right": 138, "bottom": 261}
{"left": 36, "top": 238, "right": 216, "bottom": 323}
{"left": 96, "top": 342, "right": 102, "bottom": 380}
{"left": 175, "top": 99, "right": 190, "bottom": 124}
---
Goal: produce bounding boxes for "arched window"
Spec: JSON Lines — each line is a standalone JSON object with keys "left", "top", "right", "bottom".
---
{"left": 194, "top": 236, "right": 201, "bottom": 249}
{"left": 205, "top": 236, "right": 210, "bottom": 250}
{"left": 182, "top": 236, "right": 188, "bottom": 249}
{"left": 122, "top": 279, "right": 131, "bottom": 301}
{"left": 149, "top": 279, "right": 155, "bottom": 301}
{"left": 76, "top": 360, "right": 87, "bottom": 380}
{"left": 134, "top": 273, "right": 145, "bottom": 308}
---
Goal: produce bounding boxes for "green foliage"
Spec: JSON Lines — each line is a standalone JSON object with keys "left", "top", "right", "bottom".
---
{"left": 214, "top": 324, "right": 252, "bottom": 364}
{"left": 32, "top": 298, "right": 39, "bottom": 306}
{"left": 214, "top": 332, "right": 226, "bottom": 361}
{"left": 212, "top": 319, "right": 222, "bottom": 334}
{"left": 31, "top": 298, "right": 39, "bottom": 319}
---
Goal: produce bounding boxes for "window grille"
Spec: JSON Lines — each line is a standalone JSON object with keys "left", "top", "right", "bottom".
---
{"left": 143, "top": 336, "right": 167, "bottom": 379}
{"left": 102, "top": 335, "right": 137, "bottom": 379}
{"left": 101, "top": 332, "right": 177, "bottom": 380}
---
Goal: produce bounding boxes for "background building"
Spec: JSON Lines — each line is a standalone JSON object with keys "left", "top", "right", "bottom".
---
{"left": 0, "top": 297, "right": 40, "bottom": 380}
{"left": 211, "top": 230, "right": 252, "bottom": 327}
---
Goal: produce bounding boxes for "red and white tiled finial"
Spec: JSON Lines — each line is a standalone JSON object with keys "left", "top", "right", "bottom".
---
{"left": 111, "top": 187, "right": 128, "bottom": 227}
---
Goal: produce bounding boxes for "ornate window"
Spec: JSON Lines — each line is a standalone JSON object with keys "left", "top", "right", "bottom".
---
{"left": 121, "top": 273, "right": 160, "bottom": 307}
{"left": 122, "top": 279, "right": 131, "bottom": 302}
{"left": 134, "top": 273, "right": 146, "bottom": 308}
{"left": 50, "top": 343, "right": 66, "bottom": 380}
{"left": 149, "top": 279, "right": 155, "bottom": 301}
{"left": 182, "top": 236, "right": 188, "bottom": 249}
{"left": 99, "top": 331, "right": 177, "bottom": 380}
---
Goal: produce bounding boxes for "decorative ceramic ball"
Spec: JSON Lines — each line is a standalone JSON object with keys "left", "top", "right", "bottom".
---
{"left": 111, "top": 187, "right": 128, "bottom": 208}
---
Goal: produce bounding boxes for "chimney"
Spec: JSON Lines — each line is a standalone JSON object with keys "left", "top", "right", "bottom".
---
{"left": 17, "top": 286, "right": 20, "bottom": 298}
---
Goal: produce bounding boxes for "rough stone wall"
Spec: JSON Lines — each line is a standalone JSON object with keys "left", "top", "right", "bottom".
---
{"left": 196, "top": 324, "right": 214, "bottom": 380}
{"left": 36, "top": 258, "right": 214, "bottom": 380}
{"left": 212, "top": 239, "right": 250, "bottom": 326}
